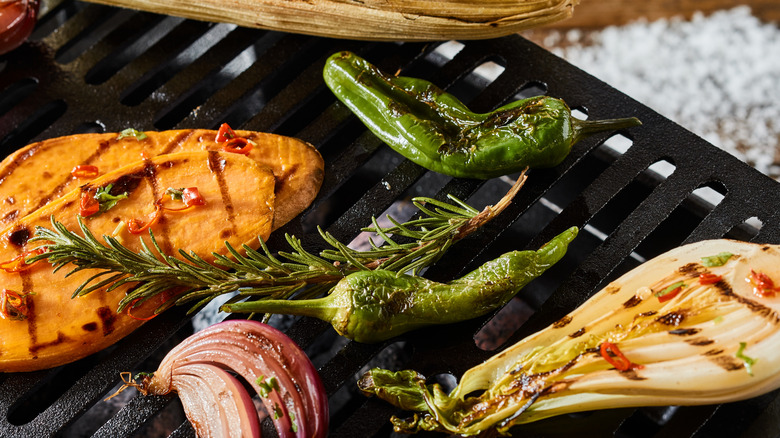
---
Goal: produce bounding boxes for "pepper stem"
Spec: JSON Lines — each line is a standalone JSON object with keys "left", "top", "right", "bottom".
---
{"left": 572, "top": 116, "right": 641, "bottom": 144}
{"left": 222, "top": 295, "right": 338, "bottom": 322}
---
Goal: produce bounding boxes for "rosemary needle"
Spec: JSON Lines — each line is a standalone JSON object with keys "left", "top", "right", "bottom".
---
{"left": 30, "top": 172, "right": 527, "bottom": 315}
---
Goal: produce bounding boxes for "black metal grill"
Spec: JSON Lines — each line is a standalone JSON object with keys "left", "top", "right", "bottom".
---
{"left": 2, "top": 0, "right": 780, "bottom": 436}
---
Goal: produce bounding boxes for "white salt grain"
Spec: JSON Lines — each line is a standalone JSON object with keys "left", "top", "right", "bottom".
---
{"left": 547, "top": 7, "right": 780, "bottom": 180}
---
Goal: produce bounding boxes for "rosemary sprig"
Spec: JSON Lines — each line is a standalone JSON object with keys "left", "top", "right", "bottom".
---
{"left": 29, "top": 171, "right": 527, "bottom": 315}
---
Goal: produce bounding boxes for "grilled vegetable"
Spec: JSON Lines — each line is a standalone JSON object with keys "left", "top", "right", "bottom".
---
{"left": 0, "top": 127, "right": 323, "bottom": 230}
{"left": 128, "top": 320, "right": 328, "bottom": 438}
{"left": 0, "top": 151, "right": 276, "bottom": 372}
{"left": 222, "top": 227, "right": 578, "bottom": 343}
{"left": 84, "top": 0, "right": 578, "bottom": 42}
{"left": 323, "top": 51, "right": 641, "bottom": 179}
{"left": 35, "top": 174, "right": 528, "bottom": 315}
{"left": 359, "top": 238, "right": 780, "bottom": 435}
{"left": 0, "top": 0, "right": 38, "bottom": 55}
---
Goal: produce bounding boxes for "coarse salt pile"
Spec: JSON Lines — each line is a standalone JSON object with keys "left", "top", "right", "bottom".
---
{"left": 543, "top": 6, "right": 780, "bottom": 180}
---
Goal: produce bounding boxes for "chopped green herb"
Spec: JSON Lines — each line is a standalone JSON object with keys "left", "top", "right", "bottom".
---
{"left": 166, "top": 187, "right": 185, "bottom": 201}
{"left": 713, "top": 315, "right": 724, "bottom": 324}
{"left": 116, "top": 128, "right": 148, "bottom": 141}
{"left": 255, "top": 375, "right": 279, "bottom": 398}
{"left": 273, "top": 403, "right": 283, "bottom": 419}
{"left": 289, "top": 412, "right": 298, "bottom": 433}
{"left": 94, "top": 184, "right": 128, "bottom": 214}
{"left": 701, "top": 252, "right": 734, "bottom": 267}
{"left": 133, "top": 371, "right": 154, "bottom": 380}
{"left": 736, "top": 342, "right": 756, "bottom": 376}
{"left": 654, "top": 281, "right": 686, "bottom": 298}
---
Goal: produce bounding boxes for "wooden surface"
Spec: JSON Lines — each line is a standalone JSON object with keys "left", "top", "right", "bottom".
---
{"left": 547, "top": 0, "right": 779, "bottom": 28}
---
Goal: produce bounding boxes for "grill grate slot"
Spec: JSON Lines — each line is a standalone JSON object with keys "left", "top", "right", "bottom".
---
{"left": 2, "top": 1, "right": 780, "bottom": 436}
{"left": 84, "top": 14, "right": 182, "bottom": 86}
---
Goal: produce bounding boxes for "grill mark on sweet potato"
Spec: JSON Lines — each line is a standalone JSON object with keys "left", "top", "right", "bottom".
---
{"left": 160, "top": 130, "right": 196, "bottom": 154}
{"left": 0, "top": 143, "right": 42, "bottom": 185}
{"left": 141, "top": 158, "right": 173, "bottom": 255}
{"left": 97, "top": 306, "right": 117, "bottom": 336}
{"left": 23, "top": 272, "right": 37, "bottom": 346}
{"left": 7, "top": 226, "right": 31, "bottom": 247}
{"left": 275, "top": 163, "right": 299, "bottom": 194}
{"left": 33, "top": 140, "right": 114, "bottom": 211}
{"left": 208, "top": 151, "right": 238, "bottom": 236}
{"left": 109, "top": 171, "right": 145, "bottom": 195}
{"left": 28, "top": 331, "right": 70, "bottom": 354}
{"left": 1, "top": 209, "right": 18, "bottom": 224}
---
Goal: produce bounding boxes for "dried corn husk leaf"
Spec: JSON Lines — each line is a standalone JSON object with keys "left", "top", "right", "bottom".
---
{"left": 84, "top": 0, "right": 579, "bottom": 41}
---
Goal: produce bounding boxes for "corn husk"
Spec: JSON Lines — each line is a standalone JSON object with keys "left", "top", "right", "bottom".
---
{"left": 85, "top": 0, "right": 579, "bottom": 41}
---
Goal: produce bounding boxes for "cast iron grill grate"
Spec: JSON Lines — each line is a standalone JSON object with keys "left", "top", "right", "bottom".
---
{"left": 2, "top": 0, "right": 780, "bottom": 436}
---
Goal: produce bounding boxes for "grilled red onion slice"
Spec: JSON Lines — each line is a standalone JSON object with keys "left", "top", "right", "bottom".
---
{"left": 0, "top": 0, "right": 39, "bottom": 55}
{"left": 173, "top": 363, "right": 261, "bottom": 437}
{"left": 141, "top": 320, "right": 328, "bottom": 438}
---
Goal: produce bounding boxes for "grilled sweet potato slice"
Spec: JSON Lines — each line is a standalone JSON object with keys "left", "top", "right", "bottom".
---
{"left": 0, "top": 129, "right": 323, "bottom": 230}
{"left": 0, "top": 151, "right": 275, "bottom": 372}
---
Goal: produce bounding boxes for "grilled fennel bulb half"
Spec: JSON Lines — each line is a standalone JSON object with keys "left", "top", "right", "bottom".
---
{"left": 83, "top": 0, "right": 578, "bottom": 41}
{"left": 359, "top": 238, "right": 780, "bottom": 435}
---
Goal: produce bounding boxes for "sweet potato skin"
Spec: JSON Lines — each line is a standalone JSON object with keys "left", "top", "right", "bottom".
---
{"left": 0, "top": 151, "right": 275, "bottom": 372}
{"left": 0, "top": 129, "right": 323, "bottom": 230}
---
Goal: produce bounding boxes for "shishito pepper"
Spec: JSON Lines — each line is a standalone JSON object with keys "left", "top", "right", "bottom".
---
{"left": 222, "top": 227, "right": 577, "bottom": 343}
{"left": 323, "top": 51, "right": 641, "bottom": 179}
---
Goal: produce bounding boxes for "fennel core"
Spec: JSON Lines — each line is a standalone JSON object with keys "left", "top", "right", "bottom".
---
{"left": 222, "top": 227, "right": 578, "bottom": 343}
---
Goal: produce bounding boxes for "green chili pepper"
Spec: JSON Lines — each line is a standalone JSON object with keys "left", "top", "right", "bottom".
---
{"left": 323, "top": 51, "right": 641, "bottom": 179}
{"left": 222, "top": 226, "right": 578, "bottom": 343}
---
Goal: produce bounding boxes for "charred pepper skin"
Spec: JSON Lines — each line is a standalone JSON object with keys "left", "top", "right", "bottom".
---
{"left": 323, "top": 51, "right": 641, "bottom": 179}
{"left": 222, "top": 227, "right": 578, "bottom": 343}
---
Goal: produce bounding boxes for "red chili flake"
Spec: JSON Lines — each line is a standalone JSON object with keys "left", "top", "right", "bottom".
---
{"left": 0, "top": 289, "right": 32, "bottom": 320}
{"left": 161, "top": 187, "right": 206, "bottom": 212}
{"left": 658, "top": 287, "right": 682, "bottom": 303}
{"left": 699, "top": 272, "right": 722, "bottom": 285}
{"left": 71, "top": 165, "right": 99, "bottom": 178}
{"left": 127, "top": 203, "right": 162, "bottom": 235}
{"left": 216, "top": 123, "right": 237, "bottom": 142}
{"left": 600, "top": 341, "right": 644, "bottom": 371}
{"left": 125, "top": 297, "right": 158, "bottom": 321}
{"left": 125, "top": 289, "right": 179, "bottom": 321}
{"left": 654, "top": 281, "right": 685, "bottom": 303}
{"left": 221, "top": 137, "right": 253, "bottom": 155}
{"left": 748, "top": 270, "right": 778, "bottom": 298}
{"left": 0, "top": 247, "right": 47, "bottom": 273}
{"left": 181, "top": 188, "right": 206, "bottom": 207}
{"left": 79, "top": 190, "right": 100, "bottom": 217}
